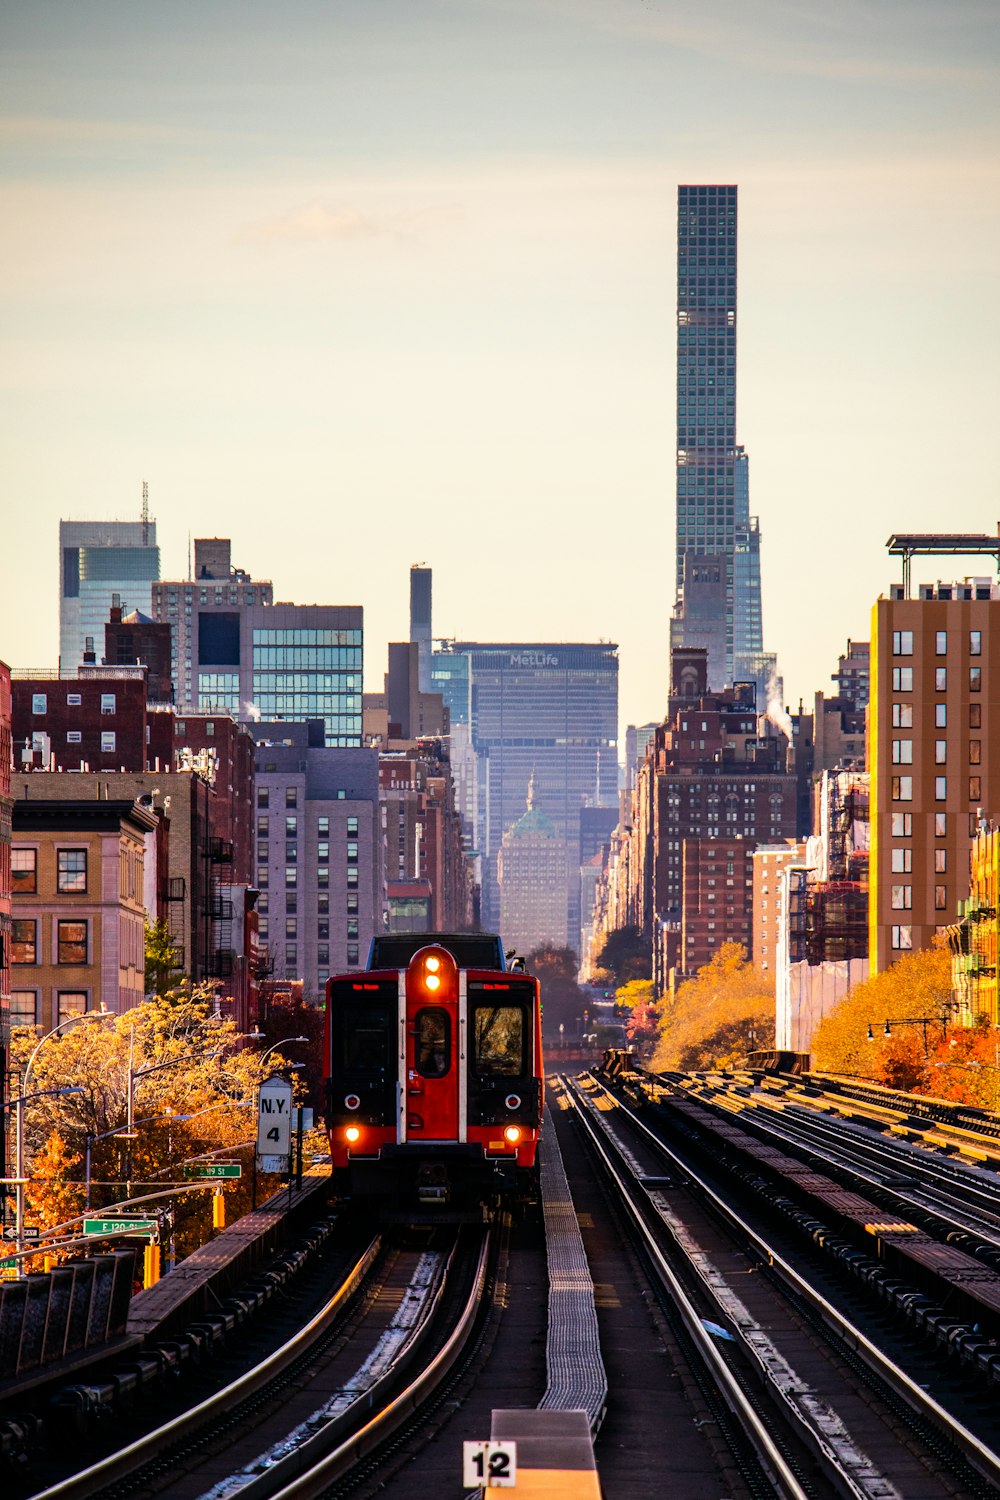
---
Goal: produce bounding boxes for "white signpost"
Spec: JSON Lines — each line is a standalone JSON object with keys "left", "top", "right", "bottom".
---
{"left": 256, "top": 1075, "right": 294, "bottom": 1174}
{"left": 462, "top": 1440, "right": 517, "bottom": 1488}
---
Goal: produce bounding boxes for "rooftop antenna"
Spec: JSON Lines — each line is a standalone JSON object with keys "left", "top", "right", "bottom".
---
{"left": 141, "top": 480, "right": 150, "bottom": 545}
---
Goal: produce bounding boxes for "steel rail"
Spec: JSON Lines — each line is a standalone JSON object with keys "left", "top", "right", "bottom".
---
{"left": 593, "top": 1071, "right": 1000, "bottom": 1491}
{"left": 253, "top": 1226, "right": 492, "bottom": 1500}
{"left": 30, "top": 1236, "right": 383, "bottom": 1500}
{"left": 559, "top": 1075, "right": 813, "bottom": 1500}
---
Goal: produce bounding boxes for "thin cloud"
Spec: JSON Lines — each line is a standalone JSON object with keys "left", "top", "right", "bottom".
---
{"left": 236, "top": 200, "right": 463, "bottom": 247}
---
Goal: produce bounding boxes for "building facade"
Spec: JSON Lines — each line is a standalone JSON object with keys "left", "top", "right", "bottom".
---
{"left": 497, "top": 782, "right": 571, "bottom": 957}
{"left": 670, "top": 185, "right": 764, "bottom": 689}
{"left": 870, "top": 573, "right": 1000, "bottom": 971}
{"left": 60, "top": 517, "right": 159, "bottom": 676}
{"left": 253, "top": 726, "right": 381, "bottom": 997}
{"left": 440, "top": 642, "right": 618, "bottom": 945}
{"left": 13, "top": 667, "right": 150, "bottom": 773}
{"left": 10, "top": 797, "right": 157, "bottom": 1028}
{"left": 946, "top": 823, "right": 1000, "bottom": 1026}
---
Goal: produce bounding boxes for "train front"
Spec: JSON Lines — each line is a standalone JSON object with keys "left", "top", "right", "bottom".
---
{"left": 325, "top": 939, "right": 542, "bottom": 1220}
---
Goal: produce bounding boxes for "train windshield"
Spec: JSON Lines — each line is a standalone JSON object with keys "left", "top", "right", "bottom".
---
{"left": 415, "top": 1008, "right": 451, "bottom": 1077}
{"left": 472, "top": 1005, "right": 525, "bottom": 1077}
{"left": 343, "top": 1004, "right": 390, "bottom": 1073}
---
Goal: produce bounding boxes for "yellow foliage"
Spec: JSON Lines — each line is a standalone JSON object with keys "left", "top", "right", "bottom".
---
{"left": 615, "top": 979, "right": 656, "bottom": 1010}
{"left": 810, "top": 945, "right": 953, "bottom": 1088}
{"left": 652, "top": 943, "right": 775, "bottom": 1072}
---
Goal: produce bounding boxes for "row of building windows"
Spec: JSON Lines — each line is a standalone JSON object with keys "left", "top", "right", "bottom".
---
{"left": 10, "top": 991, "right": 89, "bottom": 1027}
{"left": 258, "top": 918, "right": 359, "bottom": 940}
{"left": 256, "top": 891, "right": 358, "bottom": 914}
{"left": 892, "top": 667, "right": 982, "bottom": 692}
{"left": 13, "top": 848, "right": 87, "bottom": 894}
{"left": 892, "top": 703, "right": 982, "bottom": 728}
{"left": 892, "top": 739, "right": 981, "bottom": 764}
{"left": 891, "top": 776, "right": 983, "bottom": 802}
{"left": 256, "top": 816, "right": 358, "bottom": 837}
{"left": 892, "top": 630, "right": 982, "bottom": 657}
{"left": 12, "top": 918, "right": 88, "bottom": 965}
{"left": 30, "top": 692, "right": 117, "bottom": 714}
{"left": 891, "top": 848, "right": 947, "bottom": 873}
{"left": 256, "top": 842, "right": 358, "bottom": 865}
{"left": 257, "top": 867, "right": 360, "bottom": 890}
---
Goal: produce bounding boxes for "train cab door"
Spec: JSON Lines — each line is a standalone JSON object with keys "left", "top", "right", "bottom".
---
{"left": 404, "top": 946, "right": 461, "bottom": 1142}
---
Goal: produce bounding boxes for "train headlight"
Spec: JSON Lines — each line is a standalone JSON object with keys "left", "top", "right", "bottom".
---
{"left": 503, "top": 1125, "right": 521, "bottom": 1145}
{"left": 425, "top": 955, "right": 441, "bottom": 973}
{"left": 345, "top": 1125, "right": 361, "bottom": 1145}
{"left": 425, "top": 972, "right": 441, "bottom": 992}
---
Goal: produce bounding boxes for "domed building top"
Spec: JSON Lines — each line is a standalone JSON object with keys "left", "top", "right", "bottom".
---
{"left": 508, "top": 772, "right": 555, "bottom": 840}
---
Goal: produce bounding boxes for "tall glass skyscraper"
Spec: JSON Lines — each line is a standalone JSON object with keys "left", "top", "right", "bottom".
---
{"left": 671, "top": 185, "right": 765, "bottom": 692}
{"left": 60, "top": 519, "right": 160, "bottom": 674}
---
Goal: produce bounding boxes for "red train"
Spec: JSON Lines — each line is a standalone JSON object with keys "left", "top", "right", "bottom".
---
{"left": 324, "top": 933, "right": 543, "bottom": 1220}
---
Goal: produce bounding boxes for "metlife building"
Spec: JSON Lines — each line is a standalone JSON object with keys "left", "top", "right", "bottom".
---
{"left": 440, "top": 642, "right": 619, "bottom": 948}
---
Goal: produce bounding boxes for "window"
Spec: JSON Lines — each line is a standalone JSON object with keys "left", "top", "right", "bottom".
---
{"left": 318, "top": 944, "right": 329, "bottom": 966}
{"left": 891, "top": 813, "right": 912, "bottom": 837}
{"left": 257, "top": 842, "right": 269, "bottom": 864}
{"left": 285, "top": 816, "right": 297, "bottom": 836}
{"left": 347, "top": 817, "right": 358, "bottom": 836}
{"left": 317, "top": 842, "right": 329, "bottom": 863}
{"left": 970, "top": 630, "right": 982, "bottom": 656}
{"left": 12, "top": 920, "right": 37, "bottom": 964}
{"left": 285, "top": 917, "right": 297, "bottom": 938}
{"left": 347, "top": 943, "right": 359, "bottom": 964}
{"left": 257, "top": 816, "right": 269, "bottom": 836}
{"left": 285, "top": 944, "right": 297, "bottom": 966}
{"left": 891, "top": 884, "right": 912, "bottom": 910}
{"left": 935, "top": 704, "right": 947, "bottom": 728}
{"left": 935, "top": 668, "right": 947, "bottom": 691}
{"left": 176, "top": 720, "right": 187, "bottom": 735}
{"left": 10, "top": 992, "right": 37, "bottom": 1027}
{"left": 57, "top": 849, "right": 87, "bottom": 892}
{"left": 285, "top": 867, "right": 297, "bottom": 888}
{"left": 892, "top": 631, "right": 913, "bottom": 655}
{"left": 101, "top": 731, "right": 116, "bottom": 753}
{"left": 935, "top": 813, "right": 947, "bottom": 836}
{"left": 258, "top": 788, "right": 269, "bottom": 808}
{"left": 970, "top": 740, "right": 982, "bottom": 765}
{"left": 892, "top": 704, "right": 913, "bottom": 728}
{"left": 346, "top": 842, "right": 358, "bottom": 863}
{"left": 970, "top": 777, "right": 982, "bottom": 801}
{"left": 347, "top": 918, "right": 359, "bottom": 939}
{"left": 100, "top": 693, "right": 116, "bottom": 715}
{"left": 892, "top": 740, "right": 912, "bottom": 764}
{"left": 892, "top": 668, "right": 912, "bottom": 692}
{"left": 891, "top": 849, "right": 912, "bottom": 873}
{"left": 347, "top": 892, "right": 358, "bottom": 912}
{"left": 58, "top": 920, "right": 88, "bottom": 964}
{"left": 67, "top": 730, "right": 82, "bottom": 743}
{"left": 318, "top": 868, "right": 329, "bottom": 889}
{"left": 12, "top": 848, "right": 37, "bottom": 894}
{"left": 317, "top": 816, "right": 329, "bottom": 837}
{"left": 286, "top": 844, "right": 297, "bottom": 863}
{"left": 318, "top": 921, "right": 329, "bottom": 940}
{"left": 285, "top": 787, "right": 297, "bottom": 807}
{"left": 935, "top": 885, "right": 948, "bottom": 911}
{"left": 935, "top": 740, "right": 947, "bottom": 764}
{"left": 257, "top": 868, "right": 269, "bottom": 888}
{"left": 66, "top": 693, "right": 81, "bottom": 707}
{"left": 258, "top": 918, "right": 269, "bottom": 939}
{"left": 891, "top": 925, "right": 912, "bottom": 950}
{"left": 31, "top": 693, "right": 46, "bottom": 714}
{"left": 415, "top": 1009, "right": 450, "bottom": 1077}
{"left": 931, "top": 849, "right": 946, "bottom": 874}
{"left": 347, "top": 868, "right": 358, "bottom": 887}
{"left": 472, "top": 1004, "right": 525, "bottom": 1077}
{"left": 286, "top": 894, "right": 297, "bottom": 914}
{"left": 935, "top": 631, "right": 947, "bottom": 655}
{"left": 318, "top": 892, "right": 329, "bottom": 914}
{"left": 970, "top": 667, "right": 982, "bottom": 692}
{"left": 58, "top": 992, "right": 88, "bottom": 1021}
{"left": 970, "top": 704, "right": 982, "bottom": 729}
{"left": 257, "top": 892, "right": 268, "bottom": 912}
{"left": 935, "top": 777, "right": 947, "bottom": 800}
{"left": 891, "top": 776, "right": 912, "bottom": 801}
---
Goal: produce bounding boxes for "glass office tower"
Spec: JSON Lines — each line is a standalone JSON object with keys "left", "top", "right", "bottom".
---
{"left": 60, "top": 519, "right": 159, "bottom": 674}
{"left": 673, "top": 185, "right": 764, "bottom": 689}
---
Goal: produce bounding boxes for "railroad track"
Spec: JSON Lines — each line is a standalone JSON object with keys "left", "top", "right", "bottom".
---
{"left": 561, "top": 1070, "right": 1000, "bottom": 1499}
{"left": 29, "top": 1226, "right": 493, "bottom": 1500}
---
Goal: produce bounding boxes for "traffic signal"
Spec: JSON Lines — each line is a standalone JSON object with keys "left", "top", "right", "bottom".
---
{"left": 212, "top": 1190, "right": 226, "bottom": 1230}
{"left": 144, "top": 1244, "right": 161, "bottom": 1287}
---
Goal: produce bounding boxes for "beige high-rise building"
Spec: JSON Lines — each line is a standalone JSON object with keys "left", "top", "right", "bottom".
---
{"left": 498, "top": 778, "right": 570, "bottom": 958}
{"left": 871, "top": 546, "right": 1000, "bottom": 973}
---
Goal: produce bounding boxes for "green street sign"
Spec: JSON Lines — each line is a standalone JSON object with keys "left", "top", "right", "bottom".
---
{"left": 184, "top": 1162, "right": 241, "bottom": 1180}
{"left": 0, "top": 1257, "right": 17, "bottom": 1270}
{"left": 83, "top": 1218, "right": 157, "bottom": 1238}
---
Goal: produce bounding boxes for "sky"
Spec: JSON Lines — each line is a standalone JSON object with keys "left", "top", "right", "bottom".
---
{"left": 2, "top": 0, "right": 999, "bottom": 734}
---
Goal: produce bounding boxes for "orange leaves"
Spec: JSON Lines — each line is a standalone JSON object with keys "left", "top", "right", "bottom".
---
{"left": 653, "top": 943, "right": 774, "bottom": 1072}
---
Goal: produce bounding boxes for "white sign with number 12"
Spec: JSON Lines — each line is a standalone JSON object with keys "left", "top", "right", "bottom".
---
{"left": 462, "top": 1440, "right": 517, "bottom": 1488}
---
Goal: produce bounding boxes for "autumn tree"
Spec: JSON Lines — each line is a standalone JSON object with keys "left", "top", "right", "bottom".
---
{"left": 593, "top": 927, "right": 652, "bottom": 988}
{"left": 9, "top": 985, "right": 303, "bottom": 1260}
{"left": 145, "top": 918, "right": 182, "bottom": 998}
{"left": 810, "top": 944, "right": 953, "bottom": 1090}
{"left": 652, "top": 943, "right": 774, "bottom": 1072}
{"left": 527, "top": 946, "right": 586, "bottom": 1042}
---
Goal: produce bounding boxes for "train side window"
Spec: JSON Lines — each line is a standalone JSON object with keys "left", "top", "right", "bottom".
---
{"left": 472, "top": 1006, "right": 525, "bottom": 1077}
{"left": 343, "top": 1005, "right": 389, "bottom": 1073}
{"left": 415, "top": 1008, "right": 450, "bottom": 1077}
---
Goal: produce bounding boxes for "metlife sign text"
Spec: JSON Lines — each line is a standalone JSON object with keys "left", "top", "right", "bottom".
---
{"left": 508, "top": 652, "right": 559, "bottom": 668}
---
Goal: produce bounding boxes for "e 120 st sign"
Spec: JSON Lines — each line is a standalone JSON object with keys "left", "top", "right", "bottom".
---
{"left": 256, "top": 1076, "right": 293, "bottom": 1163}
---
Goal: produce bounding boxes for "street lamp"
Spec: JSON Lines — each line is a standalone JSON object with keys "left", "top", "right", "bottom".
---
{"left": 866, "top": 1016, "right": 945, "bottom": 1057}
{"left": 257, "top": 1037, "right": 309, "bottom": 1069}
{"left": 12, "top": 1010, "right": 111, "bottom": 1265}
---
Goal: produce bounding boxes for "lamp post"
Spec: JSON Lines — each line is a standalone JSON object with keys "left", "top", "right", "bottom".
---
{"left": 256, "top": 1037, "right": 309, "bottom": 1069}
{"left": 866, "top": 1015, "right": 950, "bottom": 1058}
{"left": 14, "top": 1011, "right": 110, "bottom": 1265}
